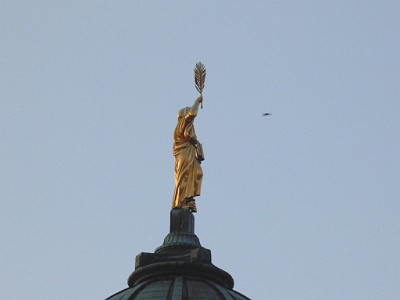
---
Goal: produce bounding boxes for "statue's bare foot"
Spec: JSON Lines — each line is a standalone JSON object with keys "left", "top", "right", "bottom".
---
{"left": 189, "top": 203, "right": 197, "bottom": 213}
{"left": 185, "top": 198, "right": 197, "bottom": 213}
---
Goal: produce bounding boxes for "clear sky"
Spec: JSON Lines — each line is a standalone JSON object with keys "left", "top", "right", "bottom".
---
{"left": 1, "top": 1, "right": 399, "bottom": 299}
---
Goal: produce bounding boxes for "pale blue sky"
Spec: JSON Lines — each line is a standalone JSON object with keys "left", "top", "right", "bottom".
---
{"left": 1, "top": 1, "right": 399, "bottom": 299}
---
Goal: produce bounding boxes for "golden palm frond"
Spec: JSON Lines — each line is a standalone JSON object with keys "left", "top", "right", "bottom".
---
{"left": 194, "top": 62, "right": 206, "bottom": 95}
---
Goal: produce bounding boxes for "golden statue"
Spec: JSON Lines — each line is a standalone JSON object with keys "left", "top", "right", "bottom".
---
{"left": 172, "top": 63, "right": 206, "bottom": 212}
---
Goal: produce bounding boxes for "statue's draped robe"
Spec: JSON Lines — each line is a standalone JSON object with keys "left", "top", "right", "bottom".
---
{"left": 172, "top": 104, "right": 203, "bottom": 209}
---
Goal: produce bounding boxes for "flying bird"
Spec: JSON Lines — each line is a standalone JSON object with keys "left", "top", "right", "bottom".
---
{"left": 262, "top": 113, "right": 271, "bottom": 116}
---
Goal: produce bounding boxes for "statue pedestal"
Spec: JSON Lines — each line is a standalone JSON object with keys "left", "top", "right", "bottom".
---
{"left": 128, "top": 208, "right": 234, "bottom": 289}
{"left": 170, "top": 208, "right": 195, "bottom": 233}
{"left": 155, "top": 208, "right": 200, "bottom": 253}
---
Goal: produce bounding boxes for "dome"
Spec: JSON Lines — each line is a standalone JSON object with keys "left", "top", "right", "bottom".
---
{"left": 106, "top": 276, "right": 249, "bottom": 300}
{"left": 105, "top": 208, "right": 251, "bottom": 299}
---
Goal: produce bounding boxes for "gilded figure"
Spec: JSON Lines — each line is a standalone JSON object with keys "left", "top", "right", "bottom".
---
{"left": 172, "top": 96, "right": 204, "bottom": 212}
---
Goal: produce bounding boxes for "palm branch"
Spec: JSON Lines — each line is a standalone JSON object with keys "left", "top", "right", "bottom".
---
{"left": 194, "top": 62, "right": 206, "bottom": 108}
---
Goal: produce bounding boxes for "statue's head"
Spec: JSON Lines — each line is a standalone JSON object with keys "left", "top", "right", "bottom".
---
{"left": 177, "top": 107, "right": 191, "bottom": 118}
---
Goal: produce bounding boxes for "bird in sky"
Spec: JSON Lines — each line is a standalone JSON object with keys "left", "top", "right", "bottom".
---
{"left": 262, "top": 113, "right": 271, "bottom": 116}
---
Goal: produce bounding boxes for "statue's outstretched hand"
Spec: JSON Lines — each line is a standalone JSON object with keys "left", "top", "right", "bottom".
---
{"left": 196, "top": 96, "right": 203, "bottom": 104}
